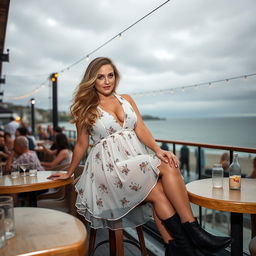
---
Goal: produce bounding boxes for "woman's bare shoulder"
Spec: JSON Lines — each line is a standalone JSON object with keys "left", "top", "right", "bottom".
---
{"left": 120, "top": 94, "right": 133, "bottom": 103}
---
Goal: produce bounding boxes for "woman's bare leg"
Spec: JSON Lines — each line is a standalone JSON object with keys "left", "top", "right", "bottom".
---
{"left": 144, "top": 181, "right": 176, "bottom": 220}
{"left": 158, "top": 162, "right": 195, "bottom": 223}
{"left": 153, "top": 209, "right": 172, "bottom": 244}
{"left": 144, "top": 181, "right": 177, "bottom": 243}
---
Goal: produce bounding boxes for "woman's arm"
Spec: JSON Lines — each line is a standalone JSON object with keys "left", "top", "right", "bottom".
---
{"left": 4, "top": 151, "right": 16, "bottom": 173}
{"left": 47, "top": 122, "right": 89, "bottom": 180}
{"left": 41, "top": 149, "right": 68, "bottom": 168}
{"left": 41, "top": 144, "right": 57, "bottom": 156}
{"left": 122, "top": 94, "right": 179, "bottom": 167}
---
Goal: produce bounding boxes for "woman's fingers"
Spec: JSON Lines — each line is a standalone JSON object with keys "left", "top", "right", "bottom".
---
{"left": 166, "top": 152, "right": 179, "bottom": 168}
{"left": 47, "top": 174, "right": 61, "bottom": 180}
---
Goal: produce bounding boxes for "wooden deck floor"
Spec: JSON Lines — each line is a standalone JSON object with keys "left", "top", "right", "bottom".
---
{"left": 84, "top": 226, "right": 234, "bottom": 256}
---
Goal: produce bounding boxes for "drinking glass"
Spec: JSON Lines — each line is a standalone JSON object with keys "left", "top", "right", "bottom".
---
{"left": 212, "top": 164, "right": 224, "bottom": 188}
{"left": 0, "top": 165, "right": 3, "bottom": 177}
{"left": 11, "top": 164, "right": 20, "bottom": 179}
{"left": 0, "top": 196, "right": 15, "bottom": 239}
{"left": 19, "top": 163, "right": 30, "bottom": 177}
{"left": 29, "top": 169, "right": 37, "bottom": 177}
{"left": 0, "top": 209, "right": 5, "bottom": 248}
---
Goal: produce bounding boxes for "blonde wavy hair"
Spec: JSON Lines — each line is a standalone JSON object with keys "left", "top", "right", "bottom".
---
{"left": 70, "top": 57, "right": 120, "bottom": 132}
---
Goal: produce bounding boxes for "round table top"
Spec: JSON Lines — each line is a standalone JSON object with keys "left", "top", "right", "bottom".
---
{"left": 186, "top": 178, "right": 256, "bottom": 214}
{"left": 0, "top": 207, "right": 86, "bottom": 256}
{"left": 0, "top": 171, "right": 73, "bottom": 194}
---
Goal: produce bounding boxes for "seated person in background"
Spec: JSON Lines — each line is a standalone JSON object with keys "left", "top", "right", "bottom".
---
{"left": 220, "top": 152, "right": 229, "bottom": 176}
{"left": 5, "top": 136, "right": 44, "bottom": 174}
{"left": 46, "top": 125, "right": 54, "bottom": 141}
{"left": 4, "top": 132, "right": 14, "bottom": 153}
{"left": 0, "top": 133, "right": 10, "bottom": 162}
{"left": 160, "top": 142, "right": 169, "bottom": 151}
{"left": 180, "top": 145, "right": 190, "bottom": 177}
{"left": 41, "top": 133, "right": 72, "bottom": 169}
{"left": 15, "top": 127, "right": 35, "bottom": 151}
{"left": 49, "top": 126, "right": 63, "bottom": 150}
{"left": 37, "top": 125, "right": 48, "bottom": 140}
{"left": 250, "top": 157, "right": 256, "bottom": 178}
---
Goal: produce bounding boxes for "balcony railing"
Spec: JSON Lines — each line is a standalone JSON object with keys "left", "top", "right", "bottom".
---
{"left": 64, "top": 129, "right": 255, "bottom": 255}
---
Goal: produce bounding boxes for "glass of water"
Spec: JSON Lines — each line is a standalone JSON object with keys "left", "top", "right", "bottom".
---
{"left": 0, "top": 196, "right": 15, "bottom": 239}
{"left": 212, "top": 164, "right": 224, "bottom": 188}
{"left": 0, "top": 209, "right": 5, "bottom": 248}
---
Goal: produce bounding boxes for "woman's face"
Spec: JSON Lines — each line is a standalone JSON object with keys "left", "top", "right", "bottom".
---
{"left": 95, "top": 64, "right": 115, "bottom": 97}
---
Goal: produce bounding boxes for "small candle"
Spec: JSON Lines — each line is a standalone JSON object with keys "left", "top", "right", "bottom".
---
{"left": 229, "top": 175, "right": 241, "bottom": 190}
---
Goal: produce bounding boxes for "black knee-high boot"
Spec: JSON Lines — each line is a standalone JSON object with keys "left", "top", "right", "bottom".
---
{"left": 182, "top": 219, "right": 232, "bottom": 253}
{"left": 162, "top": 214, "right": 206, "bottom": 256}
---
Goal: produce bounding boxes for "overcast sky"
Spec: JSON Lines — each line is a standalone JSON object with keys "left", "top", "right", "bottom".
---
{"left": 2, "top": 0, "right": 256, "bottom": 118}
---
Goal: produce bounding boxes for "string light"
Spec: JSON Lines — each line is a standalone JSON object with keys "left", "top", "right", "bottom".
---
{"left": 131, "top": 72, "right": 256, "bottom": 97}
{"left": 6, "top": 0, "right": 171, "bottom": 100}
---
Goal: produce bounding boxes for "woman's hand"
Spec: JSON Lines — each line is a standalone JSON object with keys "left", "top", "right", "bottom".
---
{"left": 47, "top": 172, "right": 70, "bottom": 180}
{"left": 156, "top": 149, "right": 179, "bottom": 168}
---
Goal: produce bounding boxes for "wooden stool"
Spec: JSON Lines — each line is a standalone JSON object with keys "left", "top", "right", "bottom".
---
{"left": 88, "top": 225, "right": 148, "bottom": 256}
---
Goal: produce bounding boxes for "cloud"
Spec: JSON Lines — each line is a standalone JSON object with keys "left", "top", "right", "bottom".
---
{"left": 2, "top": 0, "right": 256, "bottom": 118}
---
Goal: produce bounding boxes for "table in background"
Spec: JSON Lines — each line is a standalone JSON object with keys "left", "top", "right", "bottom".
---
{"left": 0, "top": 207, "right": 87, "bottom": 256}
{"left": 0, "top": 170, "right": 73, "bottom": 194}
{"left": 186, "top": 178, "right": 256, "bottom": 256}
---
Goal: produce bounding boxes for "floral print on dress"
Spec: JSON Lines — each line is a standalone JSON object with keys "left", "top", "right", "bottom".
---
{"left": 78, "top": 188, "right": 84, "bottom": 197}
{"left": 129, "top": 182, "right": 142, "bottom": 191}
{"left": 95, "top": 152, "right": 101, "bottom": 163}
{"left": 90, "top": 172, "right": 94, "bottom": 182}
{"left": 75, "top": 94, "right": 160, "bottom": 230}
{"left": 96, "top": 196, "right": 103, "bottom": 208}
{"left": 98, "top": 184, "right": 108, "bottom": 194}
{"left": 125, "top": 150, "right": 130, "bottom": 156}
{"left": 106, "top": 162, "right": 114, "bottom": 172}
{"left": 120, "top": 164, "right": 131, "bottom": 176}
{"left": 107, "top": 126, "right": 117, "bottom": 134}
{"left": 120, "top": 197, "right": 130, "bottom": 207}
{"left": 114, "top": 177, "right": 123, "bottom": 189}
{"left": 139, "top": 161, "right": 150, "bottom": 173}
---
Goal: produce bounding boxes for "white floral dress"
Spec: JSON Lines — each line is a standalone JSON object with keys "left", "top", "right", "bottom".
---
{"left": 75, "top": 94, "right": 161, "bottom": 230}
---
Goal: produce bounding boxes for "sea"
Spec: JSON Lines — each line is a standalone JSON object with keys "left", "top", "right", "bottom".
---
{"left": 56, "top": 116, "right": 256, "bottom": 149}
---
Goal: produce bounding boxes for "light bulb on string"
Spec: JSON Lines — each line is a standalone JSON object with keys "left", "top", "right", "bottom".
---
{"left": 208, "top": 82, "right": 212, "bottom": 88}
{"left": 182, "top": 87, "right": 185, "bottom": 92}
{"left": 86, "top": 55, "right": 90, "bottom": 61}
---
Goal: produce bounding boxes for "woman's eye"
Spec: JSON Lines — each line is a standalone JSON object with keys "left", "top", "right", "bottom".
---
{"left": 97, "top": 75, "right": 104, "bottom": 80}
{"left": 108, "top": 73, "right": 114, "bottom": 78}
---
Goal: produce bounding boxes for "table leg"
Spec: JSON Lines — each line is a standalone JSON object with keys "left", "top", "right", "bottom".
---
{"left": 231, "top": 212, "right": 243, "bottom": 256}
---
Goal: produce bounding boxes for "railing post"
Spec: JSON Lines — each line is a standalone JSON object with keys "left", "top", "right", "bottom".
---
{"left": 198, "top": 146, "right": 201, "bottom": 179}
{"left": 230, "top": 150, "right": 233, "bottom": 164}
{"left": 173, "top": 144, "right": 176, "bottom": 154}
{"left": 198, "top": 146, "right": 202, "bottom": 225}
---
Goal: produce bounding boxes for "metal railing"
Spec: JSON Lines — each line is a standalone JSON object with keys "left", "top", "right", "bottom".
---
{"left": 64, "top": 129, "right": 256, "bottom": 255}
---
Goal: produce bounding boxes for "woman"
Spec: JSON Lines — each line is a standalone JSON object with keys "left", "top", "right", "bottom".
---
{"left": 48, "top": 57, "right": 231, "bottom": 255}
{"left": 41, "top": 133, "right": 72, "bottom": 169}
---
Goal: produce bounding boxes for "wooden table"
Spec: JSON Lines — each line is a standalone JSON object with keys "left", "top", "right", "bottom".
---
{"left": 0, "top": 207, "right": 87, "bottom": 256}
{"left": 0, "top": 171, "right": 73, "bottom": 194}
{"left": 186, "top": 178, "right": 256, "bottom": 256}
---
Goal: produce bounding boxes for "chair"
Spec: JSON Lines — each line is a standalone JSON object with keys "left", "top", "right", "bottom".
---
{"left": 37, "top": 165, "right": 84, "bottom": 214}
{"left": 37, "top": 163, "right": 70, "bottom": 205}
{"left": 249, "top": 214, "right": 256, "bottom": 256}
{"left": 88, "top": 225, "right": 148, "bottom": 256}
{"left": 38, "top": 165, "right": 148, "bottom": 256}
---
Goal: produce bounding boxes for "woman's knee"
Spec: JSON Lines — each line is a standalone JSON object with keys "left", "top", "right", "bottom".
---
{"left": 159, "top": 161, "right": 181, "bottom": 177}
{"left": 145, "top": 182, "right": 167, "bottom": 203}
